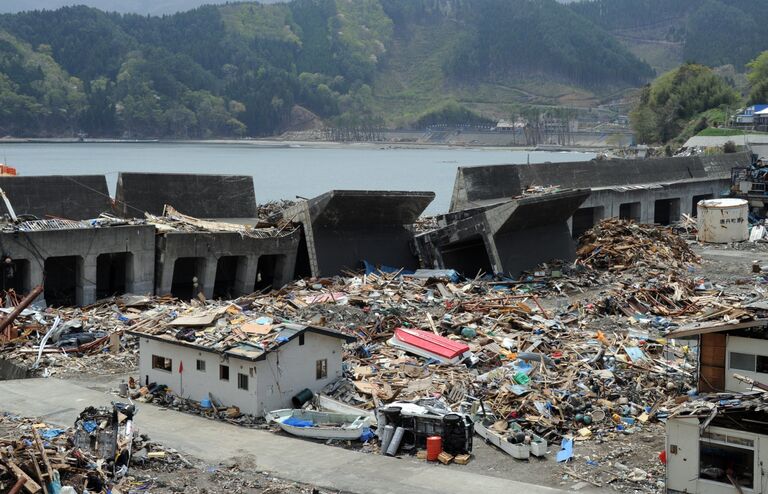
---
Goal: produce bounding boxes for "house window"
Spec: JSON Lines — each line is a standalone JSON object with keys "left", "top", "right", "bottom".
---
{"left": 238, "top": 373, "right": 248, "bottom": 390}
{"left": 730, "top": 352, "right": 755, "bottom": 372}
{"left": 196, "top": 359, "right": 206, "bottom": 372}
{"left": 220, "top": 364, "right": 230, "bottom": 381}
{"left": 299, "top": 333, "right": 305, "bottom": 346}
{"left": 699, "top": 438, "right": 754, "bottom": 488}
{"left": 151, "top": 355, "right": 172, "bottom": 372}
{"left": 316, "top": 359, "right": 327, "bottom": 380}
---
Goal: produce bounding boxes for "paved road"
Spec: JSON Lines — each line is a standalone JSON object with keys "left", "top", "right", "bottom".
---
{"left": 0, "top": 378, "right": 572, "bottom": 494}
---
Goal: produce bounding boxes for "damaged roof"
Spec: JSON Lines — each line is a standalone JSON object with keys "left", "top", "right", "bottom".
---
{"left": 128, "top": 309, "right": 355, "bottom": 362}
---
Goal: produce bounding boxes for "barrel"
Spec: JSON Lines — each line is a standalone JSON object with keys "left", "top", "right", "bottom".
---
{"left": 291, "top": 388, "right": 314, "bottom": 408}
{"left": 697, "top": 198, "right": 749, "bottom": 243}
{"left": 426, "top": 436, "right": 442, "bottom": 461}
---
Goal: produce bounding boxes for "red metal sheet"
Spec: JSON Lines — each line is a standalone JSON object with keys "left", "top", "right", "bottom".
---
{"left": 393, "top": 328, "right": 469, "bottom": 360}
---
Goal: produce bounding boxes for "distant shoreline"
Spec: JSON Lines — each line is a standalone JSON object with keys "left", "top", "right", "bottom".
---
{"left": 0, "top": 137, "right": 607, "bottom": 154}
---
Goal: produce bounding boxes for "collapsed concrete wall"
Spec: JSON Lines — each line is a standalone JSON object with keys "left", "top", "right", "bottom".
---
{"left": 280, "top": 190, "right": 435, "bottom": 277}
{"left": 0, "top": 224, "right": 155, "bottom": 306}
{"left": 114, "top": 172, "right": 258, "bottom": 218}
{"left": 416, "top": 190, "right": 590, "bottom": 277}
{"left": 0, "top": 175, "right": 112, "bottom": 220}
{"left": 450, "top": 152, "right": 751, "bottom": 212}
{"left": 155, "top": 230, "right": 300, "bottom": 300}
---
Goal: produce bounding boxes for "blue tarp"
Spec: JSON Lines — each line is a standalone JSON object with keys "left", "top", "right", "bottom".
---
{"left": 556, "top": 437, "right": 574, "bottom": 462}
{"left": 283, "top": 417, "right": 314, "bottom": 428}
{"left": 40, "top": 428, "right": 66, "bottom": 440}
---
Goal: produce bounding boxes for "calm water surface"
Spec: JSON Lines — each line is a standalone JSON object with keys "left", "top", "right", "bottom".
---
{"left": 0, "top": 143, "right": 594, "bottom": 214}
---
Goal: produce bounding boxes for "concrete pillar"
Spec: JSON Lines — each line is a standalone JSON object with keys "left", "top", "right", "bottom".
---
{"left": 482, "top": 232, "right": 503, "bottom": 276}
{"left": 76, "top": 255, "right": 98, "bottom": 306}
{"left": 156, "top": 253, "right": 175, "bottom": 296}
{"left": 641, "top": 200, "right": 654, "bottom": 224}
{"left": 199, "top": 257, "right": 217, "bottom": 300}
{"left": 128, "top": 251, "right": 155, "bottom": 296}
{"left": 27, "top": 259, "right": 45, "bottom": 305}
{"left": 234, "top": 255, "right": 258, "bottom": 296}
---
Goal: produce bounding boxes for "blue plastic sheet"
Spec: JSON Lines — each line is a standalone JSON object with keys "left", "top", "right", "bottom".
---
{"left": 40, "top": 428, "right": 66, "bottom": 440}
{"left": 283, "top": 417, "right": 314, "bottom": 428}
{"left": 556, "top": 438, "right": 574, "bottom": 462}
{"left": 82, "top": 420, "right": 98, "bottom": 433}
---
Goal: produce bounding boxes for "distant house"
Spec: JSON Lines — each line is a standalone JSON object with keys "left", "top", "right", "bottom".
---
{"left": 131, "top": 322, "right": 355, "bottom": 415}
{"left": 667, "top": 318, "right": 768, "bottom": 393}
{"left": 734, "top": 104, "right": 768, "bottom": 125}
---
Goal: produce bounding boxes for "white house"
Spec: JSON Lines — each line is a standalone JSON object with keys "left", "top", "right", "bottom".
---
{"left": 131, "top": 322, "right": 355, "bottom": 415}
{"left": 666, "top": 393, "right": 768, "bottom": 493}
{"left": 667, "top": 319, "right": 768, "bottom": 393}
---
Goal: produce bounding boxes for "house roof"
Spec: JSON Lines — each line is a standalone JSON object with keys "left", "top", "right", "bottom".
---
{"left": 670, "top": 392, "right": 768, "bottom": 434}
{"left": 129, "top": 318, "right": 356, "bottom": 362}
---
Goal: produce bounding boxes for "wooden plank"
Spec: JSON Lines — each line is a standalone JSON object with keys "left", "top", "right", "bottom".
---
{"left": 32, "top": 429, "right": 53, "bottom": 484}
{"left": 7, "top": 461, "right": 42, "bottom": 494}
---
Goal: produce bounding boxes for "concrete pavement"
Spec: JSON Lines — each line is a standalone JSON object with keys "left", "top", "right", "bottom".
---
{"left": 0, "top": 378, "right": 572, "bottom": 494}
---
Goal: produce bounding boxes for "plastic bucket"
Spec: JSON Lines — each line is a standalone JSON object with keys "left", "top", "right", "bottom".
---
{"left": 426, "top": 436, "right": 442, "bottom": 461}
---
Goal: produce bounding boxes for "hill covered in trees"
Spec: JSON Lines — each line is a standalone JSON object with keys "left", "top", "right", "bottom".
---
{"left": 572, "top": 0, "right": 768, "bottom": 73}
{"left": 0, "top": 0, "right": 656, "bottom": 138}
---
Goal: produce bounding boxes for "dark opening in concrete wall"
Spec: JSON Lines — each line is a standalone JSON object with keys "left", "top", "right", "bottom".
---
{"left": 439, "top": 236, "right": 492, "bottom": 277}
{"left": 691, "top": 194, "right": 714, "bottom": 216}
{"left": 1, "top": 259, "right": 30, "bottom": 294}
{"left": 654, "top": 198, "right": 681, "bottom": 225}
{"left": 619, "top": 202, "right": 642, "bottom": 222}
{"left": 96, "top": 252, "right": 129, "bottom": 299}
{"left": 572, "top": 207, "right": 604, "bottom": 239}
{"left": 213, "top": 256, "right": 242, "bottom": 299}
{"left": 171, "top": 257, "right": 205, "bottom": 300}
{"left": 293, "top": 226, "right": 312, "bottom": 280}
{"left": 255, "top": 255, "right": 281, "bottom": 292}
{"left": 44, "top": 255, "right": 79, "bottom": 306}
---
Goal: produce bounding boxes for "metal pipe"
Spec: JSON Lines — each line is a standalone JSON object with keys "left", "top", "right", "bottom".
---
{"left": 386, "top": 426, "right": 405, "bottom": 456}
{"left": 0, "top": 284, "right": 43, "bottom": 333}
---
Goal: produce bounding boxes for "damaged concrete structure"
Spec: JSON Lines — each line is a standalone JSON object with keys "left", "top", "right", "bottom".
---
{"left": 449, "top": 152, "right": 751, "bottom": 238}
{"left": 278, "top": 190, "right": 434, "bottom": 277}
{"left": 115, "top": 172, "right": 299, "bottom": 299}
{"left": 0, "top": 176, "right": 153, "bottom": 306}
{"left": 114, "top": 172, "right": 258, "bottom": 218}
{"left": 415, "top": 190, "right": 590, "bottom": 277}
{"left": 0, "top": 220, "right": 155, "bottom": 306}
{"left": 0, "top": 175, "right": 112, "bottom": 220}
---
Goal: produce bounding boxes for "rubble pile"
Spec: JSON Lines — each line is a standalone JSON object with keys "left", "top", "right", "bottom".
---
{"left": 0, "top": 407, "right": 322, "bottom": 494}
{"left": 577, "top": 218, "right": 699, "bottom": 272}
{"left": 6, "top": 218, "right": 768, "bottom": 492}
{"left": 146, "top": 205, "right": 297, "bottom": 238}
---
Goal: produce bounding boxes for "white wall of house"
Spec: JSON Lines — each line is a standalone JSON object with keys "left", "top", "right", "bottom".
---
{"left": 137, "top": 331, "right": 344, "bottom": 416}
{"left": 725, "top": 336, "right": 768, "bottom": 392}
{"left": 667, "top": 417, "right": 768, "bottom": 493}
{"left": 255, "top": 331, "right": 343, "bottom": 414}
{"left": 137, "top": 337, "right": 260, "bottom": 412}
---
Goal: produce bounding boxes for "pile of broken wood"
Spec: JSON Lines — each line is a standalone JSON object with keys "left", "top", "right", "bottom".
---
{"left": 576, "top": 218, "right": 699, "bottom": 272}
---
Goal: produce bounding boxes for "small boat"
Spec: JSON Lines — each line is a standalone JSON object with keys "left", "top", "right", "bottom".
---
{"left": 265, "top": 409, "right": 372, "bottom": 440}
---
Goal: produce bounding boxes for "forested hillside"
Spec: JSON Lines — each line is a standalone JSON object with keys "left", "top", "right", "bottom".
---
{"left": 0, "top": 0, "right": 653, "bottom": 138}
{"left": 0, "top": 0, "right": 762, "bottom": 139}
{"left": 572, "top": 0, "right": 768, "bottom": 72}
